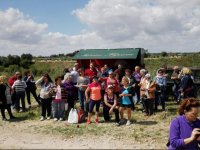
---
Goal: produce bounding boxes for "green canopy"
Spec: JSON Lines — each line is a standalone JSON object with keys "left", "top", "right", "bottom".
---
{"left": 72, "top": 48, "right": 140, "bottom": 59}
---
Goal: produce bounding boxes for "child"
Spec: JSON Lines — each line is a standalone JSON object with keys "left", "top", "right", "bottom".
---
{"left": 119, "top": 76, "right": 134, "bottom": 126}
{"left": 52, "top": 76, "right": 68, "bottom": 121}
{"left": 103, "top": 84, "right": 120, "bottom": 126}
{"left": 12, "top": 75, "right": 27, "bottom": 112}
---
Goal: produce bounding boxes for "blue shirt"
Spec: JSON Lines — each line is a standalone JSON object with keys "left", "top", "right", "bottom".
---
{"left": 169, "top": 115, "right": 200, "bottom": 150}
{"left": 121, "top": 87, "right": 132, "bottom": 105}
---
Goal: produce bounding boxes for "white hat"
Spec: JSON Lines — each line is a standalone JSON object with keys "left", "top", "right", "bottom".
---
{"left": 145, "top": 73, "right": 151, "bottom": 78}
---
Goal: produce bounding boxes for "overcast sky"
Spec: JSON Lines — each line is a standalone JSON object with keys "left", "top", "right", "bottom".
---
{"left": 0, "top": 0, "right": 200, "bottom": 56}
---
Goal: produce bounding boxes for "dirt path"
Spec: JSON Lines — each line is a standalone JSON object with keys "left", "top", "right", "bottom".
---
{"left": 0, "top": 120, "right": 163, "bottom": 149}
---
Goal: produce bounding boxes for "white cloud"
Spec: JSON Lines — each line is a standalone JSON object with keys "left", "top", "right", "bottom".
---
{"left": 0, "top": 0, "right": 200, "bottom": 56}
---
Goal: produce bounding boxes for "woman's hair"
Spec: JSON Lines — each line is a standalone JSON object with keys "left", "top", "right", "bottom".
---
{"left": 24, "top": 70, "right": 30, "bottom": 76}
{"left": 63, "top": 68, "right": 70, "bottom": 74}
{"left": 17, "top": 75, "right": 22, "bottom": 80}
{"left": 55, "top": 76, "right": 62, "bottom": 85}
{"left": 42, "top": 73, "right": 53, "bottom": 84}
{"left": 178, "top": 98, "right": 200, "bottom": 115}
{"left": 125, "top": 69, "right": 131, "bottom": 74}
{"left": 182, "top": 67, "right": 192, "bottom": 75}
{"left": 122, "top": 76, "right": 129, "bottom": 84}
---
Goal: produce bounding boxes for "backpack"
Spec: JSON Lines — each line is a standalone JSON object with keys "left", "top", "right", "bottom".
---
{"left": 77, "top": 109, "right": 86, "bottom": 123}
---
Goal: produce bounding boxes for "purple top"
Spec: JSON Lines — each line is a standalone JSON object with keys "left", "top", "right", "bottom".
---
{"left": 169, "top": 115, "right": 200, "bottom": 150}
{"left": 133, "top": 72, "right": 141, "bottom": 83}
{"left": 62, "top": 81, "right": 76, "bottom": 97}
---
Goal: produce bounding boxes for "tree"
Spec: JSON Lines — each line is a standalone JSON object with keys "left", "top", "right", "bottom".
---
{"left": 161, "top": 51, "right": 168, "bottom": 57}
{"left": 20, "top": 53, "right": 33, "bottom": 68}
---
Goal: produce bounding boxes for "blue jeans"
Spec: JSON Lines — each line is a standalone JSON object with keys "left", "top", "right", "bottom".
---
{"left": 155, "top": 91, "right": 165, "bottom": 110}
{"left": 78, "top": 89, "right": 89, "bottom": 114}
{"left": 52, "top": 101, "right": 65, "bottom": 119}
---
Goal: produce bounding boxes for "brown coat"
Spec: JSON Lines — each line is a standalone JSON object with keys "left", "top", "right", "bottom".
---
{"left": 140, "top": 79, "right": 156, "bottom": 99}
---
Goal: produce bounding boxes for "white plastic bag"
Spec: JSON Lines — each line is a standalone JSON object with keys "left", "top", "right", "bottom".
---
{"left": 132, "top": 95, "right": 138, "bottom": 105}
{"left": 67, "top": 108, "right": 78, "bottom": 124}
{"left": 65, "top": 103, "right": 68, "bottom": 111}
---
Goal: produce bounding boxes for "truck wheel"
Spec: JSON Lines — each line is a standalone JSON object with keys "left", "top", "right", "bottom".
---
{"left": 195, "top": 87, "right": 200, "bottom": 99}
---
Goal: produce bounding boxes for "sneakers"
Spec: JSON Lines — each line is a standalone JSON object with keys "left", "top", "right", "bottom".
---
{"left": 54, "top": 118, "right": 58, "bottom": 121}
{"left": 115, "top": 122, "right": 120, "bottom": 126}
{"left": 126, "top": 120, "right": 131, "bottom": 126}
{"left": 95, "top": 118, "right": 99, "bottom": 124}
{"left": 47, "top": 116, "right": 51, "bottom": 120}
{"left": 40, "top": 116, "right": 45, "bottom": 121}
{"left": 59, "top": 118, "right": 63, "bottom": 121}
{"left": 87, "top": 119, "right": 91, "bottom": 124}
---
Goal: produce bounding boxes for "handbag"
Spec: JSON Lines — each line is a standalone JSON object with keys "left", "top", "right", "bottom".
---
{"left": 67, "top": 108, "right": 78, "bottom": 124}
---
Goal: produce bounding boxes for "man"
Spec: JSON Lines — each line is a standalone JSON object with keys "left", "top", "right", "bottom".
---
{"left": 85, "top": 62, "right": 97, "bottom": 82}
{"left": 114, "top": 64, "right": 124, "bottom": 83}
{"left": 71, "top": 63, "right": 79, "bottom": 84}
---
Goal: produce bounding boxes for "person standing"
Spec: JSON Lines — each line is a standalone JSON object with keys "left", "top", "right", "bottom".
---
{"left": 85, "top": 76, "right": 102, "bottom": 124}
{"left": 114, "top": 64, "right": 124, "bottom": 83}
{"left": 154, "top": 69, "right": 167, "bottom": 111}
{"left": 133, "top": 66, "right": 141, "bottom": 104}
{"left": 36, "top": 73, "right": 54, "bottom": 121}
{"left": 8, "top": 72, "right": 20, "bottom": 109}
{"left": 24, "top": 70, "right": 40, "bottom": 108}
{"left": 0, "top": 76, "right": 8, "bottom": 120}
{"left": 77, "top": 68, "right": 90, "bottom": 114}
{"left": 119, "top": 76, "right": 134, "bottom": 126}
{"left": 140, "top": 74, "right": 156, "bottom": 116}
{"left": 12, "top": 75, "right": 27, "bottom": 112}
{"left": 171, "top": 66, "right": 181, "bottom": 102}
{"left": 85, "top": 62, "right": 97, "bottom": 82}
{"left": 52, "top": 76, "right": 68, "bottom": 121}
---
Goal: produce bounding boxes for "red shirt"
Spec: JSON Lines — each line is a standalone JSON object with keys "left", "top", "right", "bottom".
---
{"left": 85, "top": 69, "right": 97, "bottom": 81}
{"left": 8, "top": 76, "right": 17, "bottom": 86}
{"left": 88, "top": 82, "right": 102, "bottom": 100}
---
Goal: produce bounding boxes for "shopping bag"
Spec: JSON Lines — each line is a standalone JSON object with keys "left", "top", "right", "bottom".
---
{"left": 67, "top": 108, "right": 78, "bottom": 124}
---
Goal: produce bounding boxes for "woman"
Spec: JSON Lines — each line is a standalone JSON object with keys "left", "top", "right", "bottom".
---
{"left": 154, "top": 69, "right": 167, "bottom": 111}
{"left": 52, "top": 76, "right": 68, "bottom": 121}
{"left": 62, "top": 75, "right": 77, "bottom": 110}
{"left": 77, "top": 68, "right": 90, "bottom": 113}
{"left": 12, "top": 75, "right": 27, "bottom": 112}
{"left": 36, "top": 73, "right": 54, "bottom": 121}
{"left": 178, "top": 67, "right": 194, "bottom": 101}
{"left": 119, "top": 76, "right": 134, "bottom": 126}
{"left": 103, "top": 84, "right": 120, "bottom": 126}
{"left": 85, "top": 76, "right": 102, "bottom": 124}
{"left": 140, "top": 74, "right": 156, "bottom": 116}
{"left": 168, "top": 98, "right": 200, "bottom": 150}
{"left": 3, "top": 75, "right": 16, "bottom": 119}
{"left": 0, "top": 76, "right": 8, "bottom": 120}
{"left": 24, "top": 70, "right": 40, "bottom": 108}
{"left": 101, "top": 71, "right": 120, "bottom": 95}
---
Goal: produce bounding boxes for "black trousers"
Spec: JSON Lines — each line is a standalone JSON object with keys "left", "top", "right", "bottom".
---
{"left": 0, "top": 104, "right": 13, "bottom": 119}
{"left": 103, "top": 105, "right": 120, "bottom": 123}
{"left": 26, "top": 89, "right": 41, "bottom": 105}
{"left": 41, "top": 98, "right": 52, "bottom": 117}
{"left": 144, "top": 99, "right": 154, "bottom": 115}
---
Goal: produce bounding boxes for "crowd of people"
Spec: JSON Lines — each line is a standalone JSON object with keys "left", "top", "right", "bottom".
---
{"left": 0, "top": 62, "right": 196, "bottom": 127}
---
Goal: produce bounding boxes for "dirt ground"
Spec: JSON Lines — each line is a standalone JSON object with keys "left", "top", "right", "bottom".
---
{"left": 0, "top": 112, "right": 170, "bottom": 149}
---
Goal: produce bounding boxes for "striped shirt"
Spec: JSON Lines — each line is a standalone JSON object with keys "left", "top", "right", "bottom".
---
{"left": 12, "top": 80, "right": 27, "bottom": 92}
